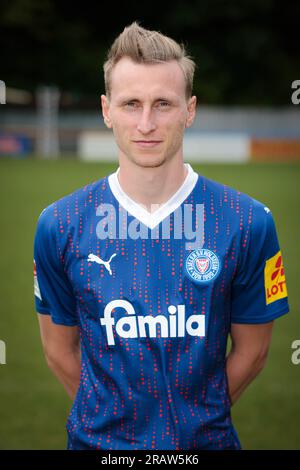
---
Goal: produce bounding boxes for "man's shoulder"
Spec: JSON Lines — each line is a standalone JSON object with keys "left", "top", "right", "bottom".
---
{"left": 196, "top": 172, "right": 268, "bottom": 214}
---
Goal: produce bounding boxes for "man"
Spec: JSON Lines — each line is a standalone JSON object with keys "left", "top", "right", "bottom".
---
{"left": 34, "top": 22, "right": 289, "bottom": 450}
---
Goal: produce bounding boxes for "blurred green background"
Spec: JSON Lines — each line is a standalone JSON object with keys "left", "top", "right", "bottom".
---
{"left": 0, "top": 159, "right": 299, "bottom": 449}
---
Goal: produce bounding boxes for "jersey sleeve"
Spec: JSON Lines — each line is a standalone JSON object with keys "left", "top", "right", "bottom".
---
{"left": 231, "top": 202, "right": 289, "bottom": 324}
{"left": 34, "top": 206, "right": 78, "bottom": 326}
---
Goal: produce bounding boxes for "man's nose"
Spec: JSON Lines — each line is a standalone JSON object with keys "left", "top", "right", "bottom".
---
{"left": 137, "top": 108, "right": 156, "bottom": 134}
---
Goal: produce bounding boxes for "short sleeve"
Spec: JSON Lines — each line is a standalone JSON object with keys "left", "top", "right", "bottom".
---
{"left": 34, "top": 206, "right": 78, "bottom": 326}
{"left": 231, "top": 202, "right": 289, "bottom": 324}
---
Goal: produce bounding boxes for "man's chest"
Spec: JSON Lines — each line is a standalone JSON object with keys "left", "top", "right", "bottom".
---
{"left": 63, "top": 225, "right": 240, "bottom": 314}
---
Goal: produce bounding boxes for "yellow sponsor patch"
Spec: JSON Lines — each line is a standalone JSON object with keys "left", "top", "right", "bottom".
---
{"left": 264, "top": 251, "right": 288, "bottom": 305}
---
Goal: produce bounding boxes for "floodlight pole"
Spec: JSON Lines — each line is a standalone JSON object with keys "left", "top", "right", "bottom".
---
{"left": 0, "top": 80, "right": 6, "bottom": 104}
{"left": 36, "top": 86, "right": 60, "bottom": 158}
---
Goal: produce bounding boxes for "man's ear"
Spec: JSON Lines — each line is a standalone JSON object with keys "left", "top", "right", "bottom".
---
{"left": 185, "top": 95, "right": 197, "bottom": 128}
{"left": 101, "top": 94, "right": 112, "bottom": 129}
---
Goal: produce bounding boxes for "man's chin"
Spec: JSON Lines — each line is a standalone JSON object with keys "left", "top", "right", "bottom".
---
{"left": 131, "top": 154, "right": 167, "bottom": 169}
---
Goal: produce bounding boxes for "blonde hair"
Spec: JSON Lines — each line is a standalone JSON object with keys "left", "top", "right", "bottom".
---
{"left": 104, "top": 22, "right": 195, "bottom": 98}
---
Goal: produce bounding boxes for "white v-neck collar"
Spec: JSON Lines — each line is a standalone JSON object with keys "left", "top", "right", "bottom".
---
{"left": 108, "top": 163, "right": 198, "bottom": 229}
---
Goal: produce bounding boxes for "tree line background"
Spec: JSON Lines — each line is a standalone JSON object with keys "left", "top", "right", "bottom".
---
{"left": 0, "top": 0, "right": 299, "bottom": 106}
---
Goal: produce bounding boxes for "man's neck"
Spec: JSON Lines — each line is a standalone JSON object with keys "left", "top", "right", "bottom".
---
{"left": 117, "top": 157, "right": 188, "bottom": 213}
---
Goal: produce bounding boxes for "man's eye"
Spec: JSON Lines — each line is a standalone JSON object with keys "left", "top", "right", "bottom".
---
{"left": 158, "top": 101, "right": 170, "bottom": 108}
{"left": 125, "top": 102, "right": 138, "bottom": 108}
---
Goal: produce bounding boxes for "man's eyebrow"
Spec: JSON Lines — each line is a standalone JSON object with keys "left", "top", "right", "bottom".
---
{"left": 155, "top": 97, "right": 173, "bottom": 101}
{"left": 117, "top": 95, "right": 178, "bottom": 103}
{"left": 122, "top": 97, "right": 138, "bottom": 101}
{"left": 117, "top": 96, "right": 139, "bottom": 103}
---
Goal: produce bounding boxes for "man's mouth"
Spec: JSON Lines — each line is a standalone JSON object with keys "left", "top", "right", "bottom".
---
{"left": 133, "top": 140, "right": 163, "bottom": 148}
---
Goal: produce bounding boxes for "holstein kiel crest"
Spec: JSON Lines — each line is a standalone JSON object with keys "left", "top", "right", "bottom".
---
{"left": 185, "top": 249, "right": 221, "bottom": 283}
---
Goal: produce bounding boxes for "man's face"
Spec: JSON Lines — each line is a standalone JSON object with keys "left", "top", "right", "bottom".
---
{"left": 101, "top": 57, "right": 196, "bottom": 168}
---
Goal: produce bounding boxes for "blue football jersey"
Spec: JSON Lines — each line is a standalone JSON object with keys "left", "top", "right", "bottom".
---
{"left": 34, "top": 163, "right": 289, "bottom": 450}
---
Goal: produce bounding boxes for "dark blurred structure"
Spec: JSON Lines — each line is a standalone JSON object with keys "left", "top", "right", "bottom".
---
{"left": 0, "top": 0, "right": 299, "bottom": 105}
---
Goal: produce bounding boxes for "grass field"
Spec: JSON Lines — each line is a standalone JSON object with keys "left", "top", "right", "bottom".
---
{"left": 0, "top": 158, "right": 299, "bottom": 449}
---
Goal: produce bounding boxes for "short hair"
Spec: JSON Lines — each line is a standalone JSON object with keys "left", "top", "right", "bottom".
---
{"left": 103, "top": 22, "right": 195, "bottom": 99}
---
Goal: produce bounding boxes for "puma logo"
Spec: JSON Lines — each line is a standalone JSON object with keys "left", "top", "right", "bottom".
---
{"left": 87, "top": 253, "right": 117, "bottom": 276}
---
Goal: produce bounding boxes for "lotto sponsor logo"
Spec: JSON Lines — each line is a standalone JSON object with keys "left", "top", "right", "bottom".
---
{"left": 101, "top": 300, "right": 205, "bottom": 346}
{"left": 264, "top": 251, "right": 287, "bottom": 305}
